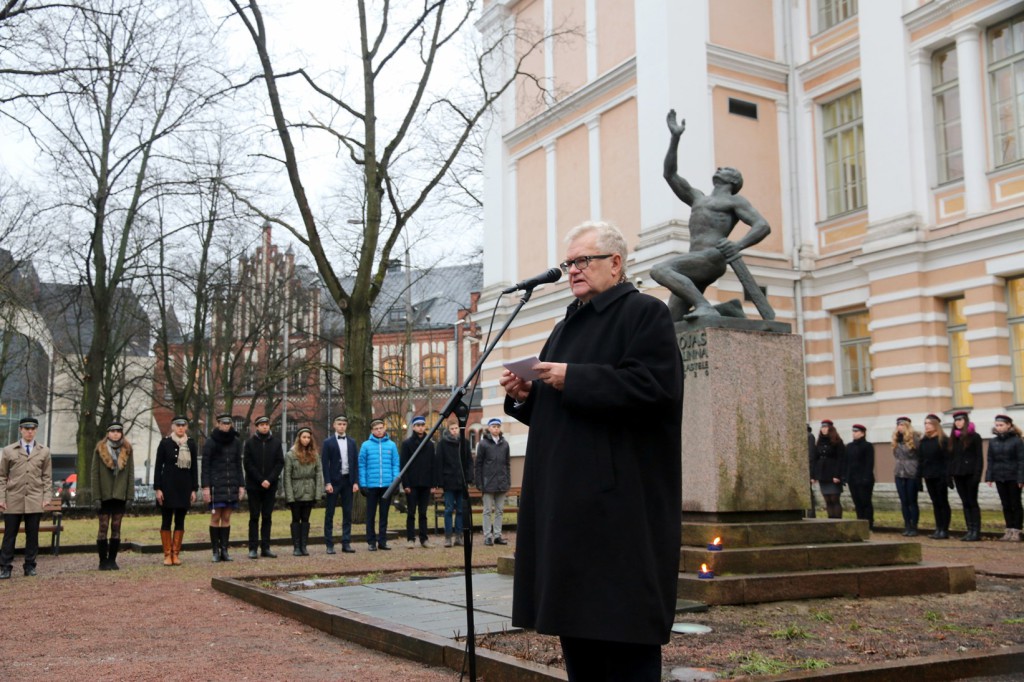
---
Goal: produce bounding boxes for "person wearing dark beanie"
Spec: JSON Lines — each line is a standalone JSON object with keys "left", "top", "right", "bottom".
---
{"left": 949, "top": 411, "right": 983, "bottom": 541}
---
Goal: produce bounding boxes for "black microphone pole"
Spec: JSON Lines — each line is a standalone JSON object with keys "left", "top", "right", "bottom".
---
{"left": 384, "top": 284, "right": 544, "bottom": 682}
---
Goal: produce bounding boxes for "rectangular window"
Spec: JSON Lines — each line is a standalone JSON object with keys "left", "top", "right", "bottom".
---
{"left": 947, "top": 297, "right": 973, "bottom": 408}
{"left": 988, "top": 14, "right": 1024, "bottom": 167}
{"left": 823, "top": 90, "right": 867, "bottom": 217}
{"left": 932, "top": 45, "right": 963, "bottom": 183}
{"left": 728, "top": 98, "right": 758, "bottom": 120}
{"left": 1009, "top": 277, "right": 1024, "bottom": 403}
{"left": 838, "top": 311, "right": 872, "bottom": 395}
{"left": 817, "top": 0, "right": 857, "bottom": 33}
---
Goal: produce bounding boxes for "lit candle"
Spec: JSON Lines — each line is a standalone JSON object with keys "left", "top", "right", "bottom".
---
{"left": 706, "top": 536, "right": 722, "bottom": 552}
{"left": 698, "top": 563, "right": 714, "bottom": 579}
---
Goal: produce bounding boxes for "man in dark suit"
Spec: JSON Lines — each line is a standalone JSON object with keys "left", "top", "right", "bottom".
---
{"left": 321, "top": 414, "right": 359, "bottom": 553}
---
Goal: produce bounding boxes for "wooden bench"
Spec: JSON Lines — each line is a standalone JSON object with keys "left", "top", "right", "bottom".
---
{"left": 0, "top": 497, "right": 64, "bottom": 556}
{"left": 432, "top": 487, "right": 521, "bottom": 533}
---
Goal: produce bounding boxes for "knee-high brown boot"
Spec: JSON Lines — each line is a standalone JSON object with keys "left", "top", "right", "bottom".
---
{"left": 160, "top": 530, "right": 173, "bottom": 566}
{"left": 171, "top": 530, "right": 184, "bottom": 565}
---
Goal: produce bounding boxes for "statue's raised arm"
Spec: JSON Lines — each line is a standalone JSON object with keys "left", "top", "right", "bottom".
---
{"left": 663, "top": 109, "right": 701, "bottom": 206}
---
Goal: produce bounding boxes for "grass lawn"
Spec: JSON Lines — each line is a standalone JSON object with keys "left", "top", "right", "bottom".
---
{"left": 57, "top": 506, "right": 518, "bottom": 546}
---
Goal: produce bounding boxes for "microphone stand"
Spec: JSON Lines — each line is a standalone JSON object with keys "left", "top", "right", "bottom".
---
{"left": 384, "top": 285, "right": 541, "bottom": 682}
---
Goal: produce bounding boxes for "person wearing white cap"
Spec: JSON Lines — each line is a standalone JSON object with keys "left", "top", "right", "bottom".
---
{"left": 475, "top": 417, "right": 511, "bottom": 546}
{"left": 400, "top": 416, "right": 438, "bottom": 548}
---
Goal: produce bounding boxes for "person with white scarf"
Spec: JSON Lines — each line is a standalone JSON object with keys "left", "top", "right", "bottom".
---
{"left": 154, "top": 415, "right": 199, "bottom": 565}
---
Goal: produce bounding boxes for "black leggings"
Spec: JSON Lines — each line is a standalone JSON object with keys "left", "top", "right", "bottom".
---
{"left": 160, "top": 508, "right": 188, "bottom": 531}
{"left": 823, "top": 494, "right": 842, "bottom": 519}
{"left": 924, "top": 477, "right": 952, "bottom": 530}
{"left": 289, "top": 501, "right": 314, "bottom": 524}
{"left": 994, "top": 481, "right": 1023, "bottom": 530}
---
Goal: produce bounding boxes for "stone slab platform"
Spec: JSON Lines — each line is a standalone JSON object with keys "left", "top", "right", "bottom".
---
{"left": 677, "top": 562, "right": 976, "bottom": 605}
{"left": 681, "top": 540, "right": 922, "bottom": 574}
{"left": 681, "top": 518, "right": 870, "bottom": 547}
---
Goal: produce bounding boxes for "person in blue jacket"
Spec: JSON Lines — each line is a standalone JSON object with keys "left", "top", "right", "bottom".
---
{"left": 358, "top": 418, "right": 400, "bottom": 551}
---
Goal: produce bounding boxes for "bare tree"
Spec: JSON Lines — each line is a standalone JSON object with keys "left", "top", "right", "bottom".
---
{"left": 6, "top": 0, "right": 225, "bottom": 500}
{"left": 224, "top": 0, "right": 561, "bottom": 440}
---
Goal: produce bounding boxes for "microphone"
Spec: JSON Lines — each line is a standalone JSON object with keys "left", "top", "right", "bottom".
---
{"left": 501, "top": 268, "right": 562, "bottom": 294}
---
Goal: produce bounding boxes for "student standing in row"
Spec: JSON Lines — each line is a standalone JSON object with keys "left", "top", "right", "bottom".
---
{"left": 359, "top": 419, "right": 400, "bottom": 551}
{"left": 0, "top": 417, "right": 52, "bottom": 579}
{"left": 284, "top": 427, "right": 323, "bottom": 556}
{"left": 987, "top": 414, "right": 1024, "bottom": 542}
{"left": 950, "top": 411, "right": 983, "bottom": 542}
{"left": 92, "top": 420, "right": 134, "bottom": 570}
{"left": 154, "top": 415, "right": 198, "bottom": 565}
{"left": 243, "top": 416, "right": 283, "bottom": 559}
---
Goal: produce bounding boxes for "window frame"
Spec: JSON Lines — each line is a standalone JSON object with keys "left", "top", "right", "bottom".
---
{"left": 932, "top": 44, "right": 963, "bottom": 185}
{"left": 1008, "top": 277, "right": 1024, "bottom": 404}
{"left": 837, "top": 310, "right": 873, "bottom": 396}
{"left": 817, "top": 0, "right": 858, "bottom": 34}
{"left": 821, "top": 90, "right": 867, "bottom": 218}
{"left": 987, "top": 14, "right": 1024, "bottom": 168}
{"left": 946, "top": 297, "right": 973, "bottom": 408}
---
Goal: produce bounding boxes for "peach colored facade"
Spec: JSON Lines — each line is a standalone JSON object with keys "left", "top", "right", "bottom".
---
{"left": 479, "top": 0, "right": 1024, "bottom": 484}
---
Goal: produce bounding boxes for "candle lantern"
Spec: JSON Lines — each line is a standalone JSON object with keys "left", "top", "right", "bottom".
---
{"left": 706, "top": 536, "right": 723, "bottom": 552}
{"left": 697, "top": 563, "right": 714, "bottom": 579}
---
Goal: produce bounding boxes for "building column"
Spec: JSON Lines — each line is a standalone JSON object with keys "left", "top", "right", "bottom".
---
{"left": 859, "top": 0, "right": 923, "bottom": 247}
{"left": 587, "top": 116, "right": 601, "bottom": 221}
{"left": 634, "top": 0, "right": 711, "bottom": 236}
{"left": 545, "top": 141, "right": 558, "bottom": 268}
{"left": 956, "top": 27, "right": 990, "bottom": 216}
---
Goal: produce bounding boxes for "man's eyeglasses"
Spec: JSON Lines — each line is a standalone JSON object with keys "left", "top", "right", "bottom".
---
{"left": 559, "top": 254, "right": 613, "bottom": 273}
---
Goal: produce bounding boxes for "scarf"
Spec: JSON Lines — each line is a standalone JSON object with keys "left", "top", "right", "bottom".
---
{"left": 100, "top": 438, "right": 129, "bottom": 471}
{"left": 171, "top": 433, "right": 191, "bottom": 469}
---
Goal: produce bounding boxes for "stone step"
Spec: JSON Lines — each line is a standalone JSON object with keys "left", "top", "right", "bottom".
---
{"left": 677, "top": 561, "right": 976, "bottom": 605}
{"left": 680, "top": 540, "right": 921, "bottom": 574}
{"left": 681, "top": 518, "right": 869, "bottom": 548}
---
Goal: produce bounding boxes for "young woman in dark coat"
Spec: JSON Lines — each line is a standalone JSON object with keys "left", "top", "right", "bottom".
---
{"left": 845, "top": 424, "right": 875, "bottom": 529}
{"left": 920, "top": 414, "right": 952, "bottom": 539}
{"left": 437, "top": 421, "right": 472, "bottom": 547}
{"left": 153, "top": 415, "right": 198, "bottom": 565}
{"left": 986, "top": 414, "right": 1024, "bottom": 542}
{"left": 950, "top": 411, "right": 983, "bottom": 541}
{"left": 202, "top": 414, "right": 245, "bottom": 562}
{"left": 811, "top": 419, "right": 846, "bottom": 519}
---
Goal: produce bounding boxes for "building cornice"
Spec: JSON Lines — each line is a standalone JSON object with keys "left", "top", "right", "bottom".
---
{"left": 503, "top": 57, "right": 636, "bottom": 150}
{"left": 707, "top": 44, "right": 789, "bottom": 85}
{"left": 796, "top": 39, "right": 859, "bottom": 86}
{"left": 903, "top": 0, "right": 978, "bottom": 35}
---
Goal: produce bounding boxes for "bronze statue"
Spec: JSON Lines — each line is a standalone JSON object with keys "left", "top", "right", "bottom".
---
{"left": 651, "top": 110, "right": 775, "bottom": 321}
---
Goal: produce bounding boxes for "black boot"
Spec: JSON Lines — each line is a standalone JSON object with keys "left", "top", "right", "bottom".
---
{"left": 901, "top": 522, "right": 912, "bottom": 537}
{"left": 210, "top": 526, "right": 221, "bottom": 563}
{"left": 300, "top": 522, "right": 310, "bottom": 556}
{"left": 97, "top": 539, "right": 109, "bottom": 570}
{"left": 107, "top": 539, "right": 121, "bottom": 570}
{"left": 219, "top": 526, "right": 233, "bottom": 562}
{"left": 291, "top": 522, "right": 302, "bottom": 556}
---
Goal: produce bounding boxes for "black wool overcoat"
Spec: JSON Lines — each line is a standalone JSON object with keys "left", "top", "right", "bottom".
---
{"left": 505, "top": 282, "right": 683, "bottom": 646}
{"left": 202, "top": 428, "right": 245, "bottom": 504}
{"left": 153, "top": 436, "right": 199, "bottom": 509}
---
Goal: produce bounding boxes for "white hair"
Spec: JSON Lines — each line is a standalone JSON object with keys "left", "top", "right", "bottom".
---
{"left": 565, "top": 221, "right": 629, "bottom": 279}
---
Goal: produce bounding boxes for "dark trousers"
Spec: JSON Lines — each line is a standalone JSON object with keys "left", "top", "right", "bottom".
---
{"left": 953, "top": 474, "right": 981, "bottom": 527}
{"left": 994, "top": 480, "right": 1024, "bottom": 530}
{"left": 363, "top": 487, "right": 391, "bottom": 545}
{"left": 324, "top": 474, "right": 354, "bottom": 547}
{"left": 406, "top": 486, "right": 431, "bottom": 542}
{"left": 895, "top": 477, "right": 920, "bottom": 528}
{"left": 848, "top": 481, "right": 874, "bottom": 528}
{"left": 559, "top": 636, "right": 661, "bottom": 682}
{"left": 1, "top": 513, "right": 41, "bottom": 570}
{"left": 289, "top": 500, "right": 314, "bottom": 523}
{"left": 247, "top": 484, "right": 277, "bottom": 551}
{"left": 924, "top": 477, "right": 952, "bottom": 530}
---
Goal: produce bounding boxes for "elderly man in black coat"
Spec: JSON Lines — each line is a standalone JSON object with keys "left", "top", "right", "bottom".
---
{"left": 502, "top": 221, "right": 683, "bottom": 682}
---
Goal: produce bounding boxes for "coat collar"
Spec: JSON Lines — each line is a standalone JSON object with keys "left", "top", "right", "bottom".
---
{"left": 565, "top": 282, "right": 636, "bottom": 319}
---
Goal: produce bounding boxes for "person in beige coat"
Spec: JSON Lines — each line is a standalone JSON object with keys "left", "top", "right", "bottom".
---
{"left": 0, "top": 416, "right": 53, "bottom": 579}
{"left": 91, "top": 420, "right": 135, "bottom": 570}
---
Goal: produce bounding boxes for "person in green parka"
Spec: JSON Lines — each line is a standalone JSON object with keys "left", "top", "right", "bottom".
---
{"left": 91, "top": 420, "right": 135, "bottom": 571}
{"left": 283, "top": 427, "right": 323, "bottom": 556}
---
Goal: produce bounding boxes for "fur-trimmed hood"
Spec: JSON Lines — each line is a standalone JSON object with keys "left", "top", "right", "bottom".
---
{"left": 95, "top": 439, "right": 132, "bottom": 471}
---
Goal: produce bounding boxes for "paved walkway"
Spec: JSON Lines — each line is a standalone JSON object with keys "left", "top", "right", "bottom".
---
{"left": 296, "top": 572, "right": 517, "bottom": 639}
